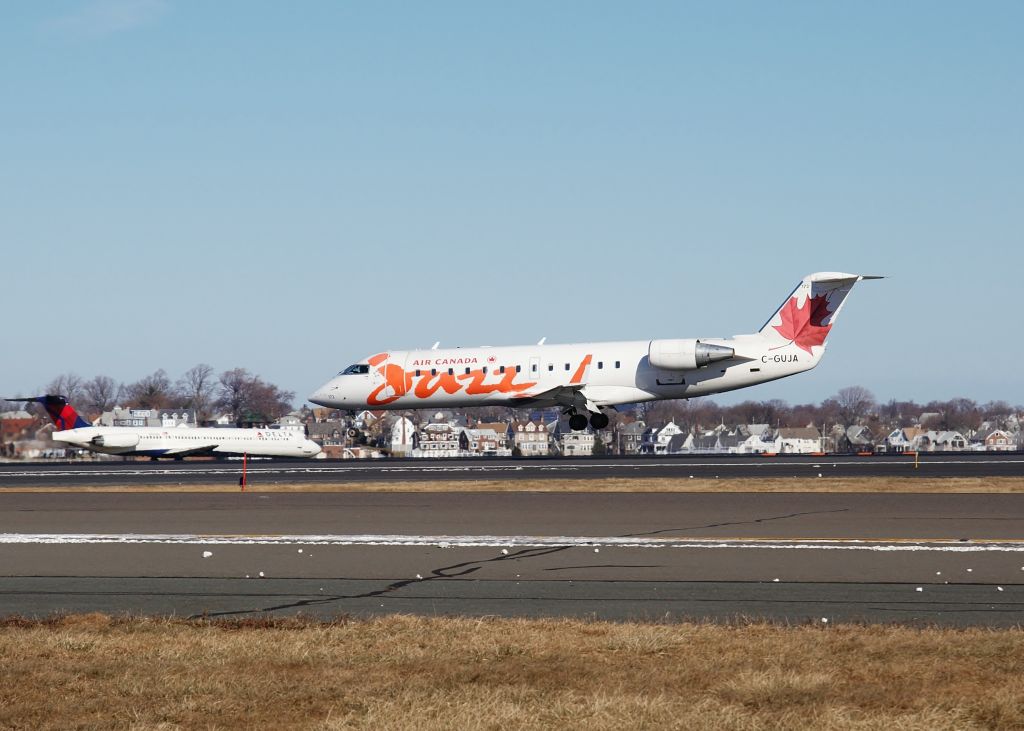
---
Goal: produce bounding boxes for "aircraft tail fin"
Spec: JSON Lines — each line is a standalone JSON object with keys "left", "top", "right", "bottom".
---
{"left": 4, "top": 395, "right": 91, "bottom": 430}
{"left": 757, "top": 272, "right": 881, "bottom": 356}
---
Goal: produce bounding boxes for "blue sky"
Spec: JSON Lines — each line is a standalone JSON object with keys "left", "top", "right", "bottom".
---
{"left": 3, "top": 1, "right": 1022, "bottom": 407}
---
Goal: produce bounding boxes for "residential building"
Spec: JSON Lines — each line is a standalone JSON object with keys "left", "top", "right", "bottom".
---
{"left": 417, "top": 422, "right": 461, "bottom": 457}
{"left": 99, "top": 406, "right": 195, "bottom": 428}
{"left": 913, "top": 430, "right": 968, "bottom": 452}
{"left": 1, "top": 411, "right": 37, "bottom": 444}
{"left": 560, "top": 429, "right": 595, "bottom": 456}
{"left": 274, "top": 413, "right": 306, "bottom": 435}
{"left": 473, "top": 422, "right": 510, "bottom": 453}
{"left": 390, "top": 416, "right": 417, "bottom": 456}
{"left": 641, "top": 420, "right": 685, "bottom": 454}
{"left": 461, "top": 427, "right": 511, "bottom": 456}
{"left": 882, "top": 427, "right": 925, "bottom": 453}
{"left": 666, "top": 432, "right": 694, "bottom": 453}
{"left": 615, "top": 420, "right": 646, "bottom": 455}
{"left": 972, "top": 429, "right": 1016, "bottom": 452}
{"left": 773, "top": 427, "right": 822, "bottom": 454}
{"left": 736, "top": 424, "right": 774, "bottom": 454}
{"left": 307, "top": 420, "right": 346, "bottom": 448}
{"left": 833, "top": 424, "right": 874, "bottom": 453}
{"left": 511, "top": 419, "right": 550, "bottom": 456}
{"left": 353, "top": 410, "right": 385, "bottom": 429}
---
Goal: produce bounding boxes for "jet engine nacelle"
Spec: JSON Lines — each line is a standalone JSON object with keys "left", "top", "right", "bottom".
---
{"left": 649, "top": 339, "right": 735, "bottom": 370}
{"left": 91, "top": 433, "right": 140, "bottom": 449}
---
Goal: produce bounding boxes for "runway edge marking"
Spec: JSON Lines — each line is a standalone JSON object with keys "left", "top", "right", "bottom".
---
{"left": 3, "top": 534, "right": 1024, "bottom": 552}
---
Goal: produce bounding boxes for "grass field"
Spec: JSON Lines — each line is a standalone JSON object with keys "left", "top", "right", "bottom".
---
{"left": 1, "top": 614, "right": 1021, "bottom": 730}
{"left": 8, "top": 476, "right": 1024, "bottom": 493}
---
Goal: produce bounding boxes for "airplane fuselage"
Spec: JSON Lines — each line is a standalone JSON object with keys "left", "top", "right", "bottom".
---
{"left": 52, "top": 425, "right": 322, "bottom": 458}
{"left": 310, "top": 335, "right": 814, "bottom": 412}
{"left": 309, "top": 272, "right": 877, "bottom": 426}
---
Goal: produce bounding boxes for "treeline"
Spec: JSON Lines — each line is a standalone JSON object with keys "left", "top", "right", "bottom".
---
{"left": 7, "top": 372, "right": 1019, "bottom": 436}
{"left": 24, "top": 365, "right": 295, "bottom": 424}
{"left": 634, "top": 386, "right": 1021, "bottom": 434}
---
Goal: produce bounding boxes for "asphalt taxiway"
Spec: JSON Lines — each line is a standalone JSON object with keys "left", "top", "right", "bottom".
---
{"left": 1, "top": 452, "right": 1023, "bottom": 488}
{"left": 0, "top": 491, "right": 1022, "bottom": 625}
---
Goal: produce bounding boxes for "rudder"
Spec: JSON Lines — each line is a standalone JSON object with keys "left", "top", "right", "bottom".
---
{"left": 758, "top": 272, "right": 879, "bottom": 356}
{"left": 4, "top": 395, "right": 91, "bottom": 430}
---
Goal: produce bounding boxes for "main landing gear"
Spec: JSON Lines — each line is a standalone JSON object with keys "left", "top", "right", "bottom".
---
{"left": 568, "top": 413, "right": 589, "bottom": 431}
{"left": 567, "top": 410, "right": 609, "bottom": 431}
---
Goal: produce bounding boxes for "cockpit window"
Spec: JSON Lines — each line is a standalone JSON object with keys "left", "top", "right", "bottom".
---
{"left": 338, "top": 364, "right": 370, "bottom": 375}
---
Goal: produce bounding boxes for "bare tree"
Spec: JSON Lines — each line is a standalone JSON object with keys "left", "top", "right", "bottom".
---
{"left": 981, "top": 400, "right": 1012, "bottom": 429}
{"left": 924, "top": 398, "right": 980, "bottom": 432}
{"left": 176, "top": 364, "right": 217, "bottom": 421}
{"left": 216, "top": 368, "right": 295, "bottom": 425}
{"left": 245, "top": 380, "right": 295, "bottom": 423}
{"left": 216, "top": 368, "right": 252, "bottom": 422}
{"left": 122, "top": 370, "right": 173, "bottom": 409}
{"left": 833, "top": 386, "right": 876, "bottom": 426}
{"left": 45, "top": 373, "right": 84, "bottom": 402}
{"left": 81, "top": 375, "right": 120, "bottom": 418}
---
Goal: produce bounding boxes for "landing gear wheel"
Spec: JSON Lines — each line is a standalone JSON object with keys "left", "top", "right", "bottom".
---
{"left": 568, "top": 413, "right": 589, "bottom": 431}
{"left": 589, "top": 412, "right": 609, "bottom": 429}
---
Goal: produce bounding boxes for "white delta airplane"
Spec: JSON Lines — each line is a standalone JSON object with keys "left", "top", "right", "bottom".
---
{"left": 310, "top": 272, "right": 879, "bottom": 431}
{"left": 5, "top": 395, "right": 322, "bottom": 459}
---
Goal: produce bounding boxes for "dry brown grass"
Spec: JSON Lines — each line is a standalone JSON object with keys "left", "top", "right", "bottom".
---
{"left": 9, "top": 476, "right": 1024, "bottom": 493}
{"left": 0, "top": 614, "right": 1022, "bottom": 730}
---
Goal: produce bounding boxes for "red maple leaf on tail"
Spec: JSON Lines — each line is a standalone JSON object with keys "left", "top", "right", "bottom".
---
{"left": 772, "top": 294, "right": 832, "bottom": 354}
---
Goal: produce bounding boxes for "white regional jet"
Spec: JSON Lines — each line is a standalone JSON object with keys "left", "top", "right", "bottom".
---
{"left": 6, "top": 395, "right": 322, "bottom": 459}
{"left": 310, "top": 272, "right": 879, "bottom": 431}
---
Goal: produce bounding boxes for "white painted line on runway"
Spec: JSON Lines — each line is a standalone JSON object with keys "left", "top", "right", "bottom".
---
{"left": 2, "top": 533, "right": 1024, "bottom": 551}
{"left": 2, "top": 458, "right": 1023, "bottom": 480}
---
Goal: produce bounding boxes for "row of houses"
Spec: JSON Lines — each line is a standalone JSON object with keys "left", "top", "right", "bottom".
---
{"left": 309, "top": 411, "right": 1023, "bottom": 458}
{"left": 3, "top": 403, "right": 1022, "bottom": 460}
{"left": 315, "top": 416, "right": 574, "bottom": 459}
{"left": 882, "top": 426, "right": 1017, "bottom": 453}
{"left": 631, "top": 422, "right": 823, "bottom": 455}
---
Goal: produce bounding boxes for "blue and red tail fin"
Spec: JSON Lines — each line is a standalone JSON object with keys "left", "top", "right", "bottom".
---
{"left": 4, "top": 395, "right": 91, "bottom": 430}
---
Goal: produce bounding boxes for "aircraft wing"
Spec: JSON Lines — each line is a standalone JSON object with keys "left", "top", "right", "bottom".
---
{"left": 165, "top": 444, "right": 220, "bottom": 458}
{"left": 510, "top": 385, "right": 602, "bottom": 413}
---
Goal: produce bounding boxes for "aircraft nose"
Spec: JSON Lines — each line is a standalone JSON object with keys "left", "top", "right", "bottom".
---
{"left": 308, "top": 382, "right": 333, "bottom": 406}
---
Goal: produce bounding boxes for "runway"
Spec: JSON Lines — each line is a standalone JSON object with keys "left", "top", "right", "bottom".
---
{"left": 0, "top": 491, "right": 1022, "bottom": 625}
{"left": 1, "top": 452, "right": 1023, "bottom": 487}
